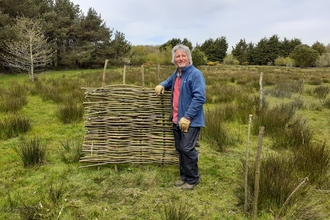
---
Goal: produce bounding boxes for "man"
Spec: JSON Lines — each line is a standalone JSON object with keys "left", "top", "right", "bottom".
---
{"left": 155, "top": 44, "right": 206, "bottom": 190}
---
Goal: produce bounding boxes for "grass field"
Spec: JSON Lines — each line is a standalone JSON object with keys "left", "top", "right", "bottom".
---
{"left": 0, "top": 65, "right": 329, "bottom": 219}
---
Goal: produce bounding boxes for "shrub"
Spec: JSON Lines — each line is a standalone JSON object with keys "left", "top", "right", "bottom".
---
{"left": 0, "top": 116, "right": 31, "bottom": 139}
{"left": 16, "top": 136, "right": 46, "bottom": 167}
{"left": 274, "top": 56, "right": 295, "bottom": 67}
{"left": 274, "top": 56, "right": 286, "bottom": 66}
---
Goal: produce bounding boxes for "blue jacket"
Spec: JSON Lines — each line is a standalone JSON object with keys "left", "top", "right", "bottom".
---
{"left": 160, "top": 65, "right": 206, "bottom": 127}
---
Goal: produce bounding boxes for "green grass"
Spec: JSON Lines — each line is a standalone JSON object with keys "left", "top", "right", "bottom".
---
{"left": 0, "top": 66, "right": 330, "bottom": 219}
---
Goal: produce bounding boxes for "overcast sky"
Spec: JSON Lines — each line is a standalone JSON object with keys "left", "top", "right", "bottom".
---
{"left": 72, "top": 0, "right": 330, "bottom": 51}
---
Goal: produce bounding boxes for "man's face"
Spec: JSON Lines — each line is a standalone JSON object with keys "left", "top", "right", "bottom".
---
{"left": 174, "top": 50, "right": 190, "bottom": 68}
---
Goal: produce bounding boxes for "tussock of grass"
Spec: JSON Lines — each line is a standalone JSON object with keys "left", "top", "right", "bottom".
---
{"left": 0, "top": 84, "right": 28, "bottom": 112}
{"left": 159, "top": 198, "right": 192, "bottom": 220}
{"left": 203, "top": 106, "right": 237, "bottom": 152}
{"left": 0, "top": 115, "right": 31, "bottom": 139}
{"left": 252, "top": 102, "right": 296, "bottom": 136}
{"left": 15, "top": 136, "right": 46, "bottom": 167}
{"left": 57, "top": 101, "right": 84, "bottom": 124}
{"left": 313, "top": 85, "right": 330, "bottom": 99}
{"left": 60, "top": 137, "right": 83, "bottom": 163}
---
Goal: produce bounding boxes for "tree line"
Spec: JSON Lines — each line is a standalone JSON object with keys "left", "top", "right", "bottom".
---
{"left": 0, "top": 0, "right": 131, "bottom": 74}
{"left": 132, "top": 36, "right": 329, "bottom": 68}
{"left": 1, "top": 0, "right": 329, "bottom": 76}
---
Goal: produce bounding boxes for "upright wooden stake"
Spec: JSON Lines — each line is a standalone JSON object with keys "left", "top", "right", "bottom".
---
{"left": 123, "top": 65, "right": 126, "bottom": 85}
{"left": 259, "top": 72, "right": 263, "bottom": 109}
{"left": 252, "top": 126, "right": 265, "bottom": 220}
{"left": 244, "top": 114, "right": 253, "bottom": 214}
{"left": 141, "top": 65, "right": 145, "bottom": 87}
{"left": 298, "top": 74, "right": 306, "bottom": 99}
{"left": 102, "top": 59, "right": 109, "bottom": 87}
{"left": 157, "top": 64, "right": 161, "bottom": 83}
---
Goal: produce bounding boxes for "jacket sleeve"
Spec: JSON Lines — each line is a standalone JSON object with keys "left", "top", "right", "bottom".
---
{"left": 184, "top": 71, "right": 206, "bottom": 119}
{"left": 160, "top": 72, "right": 176, "bottom": 90}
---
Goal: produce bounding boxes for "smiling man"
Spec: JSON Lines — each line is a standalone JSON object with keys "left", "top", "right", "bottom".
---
{"left": 155, "top": 44, "right": 206, "bottom": 190}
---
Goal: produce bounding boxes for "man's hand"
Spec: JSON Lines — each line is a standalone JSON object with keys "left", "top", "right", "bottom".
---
{"left": 179, "top": 117, "right": 191, "bottom": 132}
{"left": 155, "top": 85, "right": 164, "bottom": 95}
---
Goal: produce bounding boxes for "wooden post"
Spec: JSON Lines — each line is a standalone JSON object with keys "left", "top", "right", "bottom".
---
{"left": 102, "top": 59, "right": 108, "bottom": 87}
{"left": 244, "top": 114, "right": 253, "bottom": 214}
{"left": 259, "top": 72, "right": 263, "bottom": 109}
{"left": 157, "top": 64, "right": 161, "bottom": 83}
{"left": 298, "top": 74, "right": 306, "bottom": 99}
{"left": 252, "top": 126, "right": 265, "bottom": 220}
{"left": 123, "top": 65, "right": 126, "bottom": 85}
{"left": 141, "top": 65, "right": 145, "bottom": 87}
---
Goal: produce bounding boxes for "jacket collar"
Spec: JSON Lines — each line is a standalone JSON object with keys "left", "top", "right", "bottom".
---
{"left": 176, "top": 64, "right": 193, "bottom": 76}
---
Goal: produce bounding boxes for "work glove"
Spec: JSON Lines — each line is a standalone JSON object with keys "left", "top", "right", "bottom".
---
{"left": 179, "top": 117, "right": 191, "bottom": 132}
{"left": 155, "top": 85, "right": 164, "bottom": 95}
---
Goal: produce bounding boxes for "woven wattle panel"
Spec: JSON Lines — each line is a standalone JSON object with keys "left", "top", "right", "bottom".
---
{"left": 80, "top": 85, "right": 178, "bottom": 168}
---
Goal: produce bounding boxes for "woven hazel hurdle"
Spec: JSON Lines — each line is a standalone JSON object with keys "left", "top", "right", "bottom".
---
{"left": 80, "top": 84, "right": 178, "bottom": 168}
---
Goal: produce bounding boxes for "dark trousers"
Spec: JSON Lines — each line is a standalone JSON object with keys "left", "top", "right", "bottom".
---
{"left": 173, "top": 124, "right": 200, "bottom": 185}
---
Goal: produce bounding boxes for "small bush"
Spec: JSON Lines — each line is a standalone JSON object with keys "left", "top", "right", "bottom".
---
{"left": 16, "top": 136, "right": 46, "bottom": 167}
{"left": 57, "top": 101, "right": 84, "bottom": 124}
{"left": 60, "top": 137, "right": 83, "bottom": 163}
{"left": 0, "top": 116, "right": 31, "bottom": 139}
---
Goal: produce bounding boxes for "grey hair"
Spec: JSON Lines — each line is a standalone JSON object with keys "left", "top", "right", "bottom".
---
{"left": 171, "top": 44, "right": 193, "bottom": 65}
